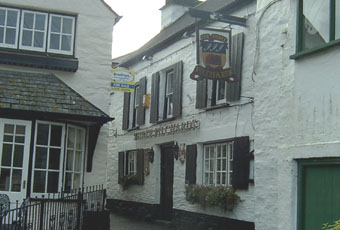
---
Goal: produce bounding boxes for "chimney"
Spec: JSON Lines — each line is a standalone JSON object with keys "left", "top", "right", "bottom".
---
{"left": 160, "top": 0, "right": 201, "bottom": 30}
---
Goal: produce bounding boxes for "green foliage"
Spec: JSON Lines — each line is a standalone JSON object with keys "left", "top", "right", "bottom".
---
{"left": 323, "top": 220, "right": 340, "bottom": 230}
{"left": 119, "top": 174, "right": 138, "bottom": 190}
{"left": 185, "top": 185, "right": 240, "bottom": 211}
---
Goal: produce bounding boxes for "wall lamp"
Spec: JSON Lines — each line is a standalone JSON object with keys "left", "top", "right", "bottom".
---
{"left": 173, "top": 142, "right": 179, "bottom": 160}
{"left": 148, "top": 147, "right": 154, "bottom": 163}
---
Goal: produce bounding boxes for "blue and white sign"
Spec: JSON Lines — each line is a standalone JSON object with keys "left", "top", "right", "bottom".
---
{"left": 111, "top": 68, "right": 135, "bottom": 92}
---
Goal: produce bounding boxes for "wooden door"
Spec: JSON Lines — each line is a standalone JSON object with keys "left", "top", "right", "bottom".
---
{"left": 160, "top": 145, "right": 174, "bottom": 220}
{"left": 299, "top": 163, "right": 340, "bottom": 230}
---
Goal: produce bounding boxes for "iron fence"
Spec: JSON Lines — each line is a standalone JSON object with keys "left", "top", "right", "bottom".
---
{"left": 0, "top": 185, "right": 106, "bottom": 230}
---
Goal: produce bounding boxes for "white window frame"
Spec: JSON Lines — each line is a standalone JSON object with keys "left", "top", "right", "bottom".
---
{"left": 203, "top": 142, "right": 233, "bottom": 186}
{"left": 31, "top": 121, "right": 65, "bottom": 197}
{"left": 166, "top": 70, "right": 174, "bottom": 118}
{"left": 47, "top": 14, "right": 75, "bottom": 55}
{"left": 0, "top": 7, "right": 20, "bottom": 49}
{"left": 216, "top": 80, "right": 227, "bottom": 105}
{"left": 125, "top": 151, "right": 137, "bottom": 176}
{"left": 19, "top": 10, "right": 48, "bottom": 52}
{"left": 64, "top": 125, "right": 85, "bottom": 192}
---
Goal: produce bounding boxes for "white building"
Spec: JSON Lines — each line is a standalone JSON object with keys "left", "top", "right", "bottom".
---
{"left": 107, "top": 0, "right": 256, "bottom": 229}
{"left": 0, "top": 0, "right": 119, "bottom": 208}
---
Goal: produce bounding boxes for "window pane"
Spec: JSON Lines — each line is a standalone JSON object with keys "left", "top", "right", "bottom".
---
{"left": 49, "top": 148, "right": 60, "bottom": 170}
{"left": 76, "top": 129, "right": 84, "bottom": 151}
{"left": 2, "top": 144, "right": 12, "bottom": 166}
{"left": 35, "top": 14, "right": 45, "bottom": 30}
{"left": 62, "top": 18, "right": 73, "bottom": 34}
{"left": 66, "top": 150, "right": 73, "bottom": 170}
{"left": 11, "top": 169, "right": 21, "bottom": 192}
{"left": 51, "top": 16, "right": 61, "bottom": 33}
{"left": 15, "top": 135, "right": 25, "bottom": 144}
{"left": 3, "top": 135, "right": 13, "bottom": 142}
{"left": 302, "top": 0, "right": 329, "bottom": 50}
{"left": 23, "top": 12, "right": 34, "bottom": 29}
{"left": 7, "top": 10, "right": 18, "bottom": 27}
{"left": 47, "top": 172, "right": 59, "bottom": 193}
{"left": 73, "top": 173, "right": 80, "bottom": 190}
{"left": 33, "top": 31, "right": 44, "bottom": 48}
{"left": 50, "top": 33, "right": 60, "bottom": 49}
{"left": 74, "top": 151, "right": 82, "bottom": 172}
{"left": 5, "top": 28, "right": 16, "bottom": 44}
{"left": 37, "top": 124, "right": 49, "bottom": 146}
{"left": 0, "top": 27, "right": 4, "bottom": 43}
{"left": 217, "top": 81, "right": 226, "bottom": 100}
{"left": 33, "top": 171, "right": 46, "bottom": 193}
{"left": 0, "top": 10, "right": 5, "bottom": 25}
{"left": 67, "top": 127, "right": 75, "bottom": 148}
{"left": 0, "top": 168, "right": 10, "bottom": 191}
{"left": 61, "top": 35, "right": 71, "bottom": 51}
{"left": 22, "top": 30, "right": 32, "bottom": 46}
{"left": 13, "top": 145, "right": 24, "bottom": 167}
{"left": 16, "top": 126, "right": 25, "bottom": 135}
{"left": 4, "top": 124, "right": 14, "bottom": 134}
{"left": 336, "top": 1, "right": 340, "bottom": 39}
{"left": 50, "top": 125, "right": 62, "bottom": 147}
{"left": 35, "top": 147, "right": 47, "bottom": 169}
{"left": 64, "top": 172, "right": 72, "bottom": 192}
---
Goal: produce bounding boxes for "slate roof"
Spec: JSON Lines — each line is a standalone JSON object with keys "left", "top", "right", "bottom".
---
{"left": 0, "top": 70, "right": 112, "bottom": 123}
{"left": 116, "top": 0, "right": 254, "bottom": 68}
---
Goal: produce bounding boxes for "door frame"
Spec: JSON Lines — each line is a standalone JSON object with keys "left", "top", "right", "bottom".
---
{"left": 0, "top": 118, "right": 32, "bottom": 208}
{"left": 160, "top": 142, "right": 175, "bottom": 220}
{"left": 297, "top": 158, "right": 340, "bottom": 230}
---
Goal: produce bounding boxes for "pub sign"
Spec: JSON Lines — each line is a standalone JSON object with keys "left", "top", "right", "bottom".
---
{"left": 190, "top": 28, "right": 236, "bottom": 82}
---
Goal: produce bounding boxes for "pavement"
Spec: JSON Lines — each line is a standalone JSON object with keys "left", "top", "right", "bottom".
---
{"left": 110, "top": 213, "right": 174, "bottom": 230}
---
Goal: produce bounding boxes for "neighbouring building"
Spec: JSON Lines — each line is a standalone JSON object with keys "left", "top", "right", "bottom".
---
{"left": 107, "top": 0, "right": 256, "bottom": 229}
{"left": 0, "top": 0, "right": 119, "bottom": 209}
{"left": 108, "top": 0, "right": 340, "bottom": 230}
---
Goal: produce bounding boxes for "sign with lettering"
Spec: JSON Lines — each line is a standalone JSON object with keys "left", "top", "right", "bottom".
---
{"left": 190, "top": 28, "right": 236, "bottom": 82}
{"left": 111, "top": 68, "right": 135, "bottom": 92}
{"left": 134, "top": 119, "right": 200, "bottom": 140}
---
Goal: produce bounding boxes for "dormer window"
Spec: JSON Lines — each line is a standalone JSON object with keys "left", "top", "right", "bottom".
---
{"left": 0, "top": 6, "right": 75, "bottom": 56}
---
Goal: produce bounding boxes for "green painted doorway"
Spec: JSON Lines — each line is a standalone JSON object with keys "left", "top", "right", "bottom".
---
{"left": 298, "top": 160, "right": 340, "bottom": 230}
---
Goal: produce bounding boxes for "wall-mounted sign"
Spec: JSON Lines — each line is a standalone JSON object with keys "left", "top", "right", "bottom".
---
{"left": 190, "top": 28, "right": 236, "bottom": 82}
{"left": 134, "top": 119, "right": 200, "bottom": 140}
{"left": 111, "top": 68, "right": 135, "bottom": 92}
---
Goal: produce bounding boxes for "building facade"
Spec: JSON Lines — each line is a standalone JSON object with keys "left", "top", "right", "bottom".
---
{"left": 0, "top": 0, "right": 118, "bottom": 208}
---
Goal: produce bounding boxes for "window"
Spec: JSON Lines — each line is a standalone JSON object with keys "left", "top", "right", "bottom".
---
{"left": 32, "top": 121, "right": 85, "bottom": 196}
{"left": 0, "top": 6, "right": 75, "bottom": 55}
{"left": 0, "top": 7, "right": 20, "bottom": 48}
{"left": 150, "top": 61, "right": 183, "bottom": 123}
{"left": 185, "top": 137, "right": 251, "bottom": 189}
{"left": 122, "top": 77, "right": 147, "bottom": 130}
{"left": 196, "top": 33, "right": 244, "bottom": 109}
{"left": 118, "top": 150, "right": 144, "bottom": 185}
{"left": 297, "top": 0, "right": 340, "bottom": 52}
{"left": 204, "top": 142, "right": 233, "bottom": 186}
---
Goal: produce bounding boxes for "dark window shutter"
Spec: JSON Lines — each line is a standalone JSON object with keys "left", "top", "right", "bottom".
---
{"left": 232, "top": 136, "right": 250, "bottom": 189}
{"left": 137, "top": 77, "right": 147, "bottom": 126}
{"left": 118, "top": 151, "right": 125, "bottom": 184}
{"left": 136, "top": 149, "right": 144, "bottom": 185}
{"left": 227, "top": 32, "right": 244, "bottom": 101}
{"left": 195, "top": 79, "right": 207, "bottom": 109}
{"left": 122, "top": 92, "right": 130, "bottom": 130}
{"left": 150, "top": 72, "right": 160, "bottom": 123}
{"left": 185, "top": 144, "right": 197, "bottom": 185}
{"left": 173, "top": 61, "right": 183, "bottom": 118}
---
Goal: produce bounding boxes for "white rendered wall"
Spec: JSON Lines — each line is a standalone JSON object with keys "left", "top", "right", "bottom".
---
{"left": 107, "top": 2, "right": 256, "bottom": 223}
{"left": 161, "top": 4, "right": 189, "bottom": 29}
{"left": 0, "top": 0, "right": 117, "bottom": 187}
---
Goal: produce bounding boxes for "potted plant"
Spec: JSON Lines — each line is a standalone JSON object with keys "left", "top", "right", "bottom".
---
{"left": 119, "top": 174, "right": 138, "bottom": 190}
{"left": 185, "top": 185, "right": 240, "bottom": 211}
{"left": 323, "top": 220, "right": 340, "bottom": 230}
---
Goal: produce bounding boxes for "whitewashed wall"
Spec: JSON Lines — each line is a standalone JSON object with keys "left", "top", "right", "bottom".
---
{"left": 107, "top": 2, "right": 256, "bottom": 223}
{"left": 0, "top": 0, "right": 117, "bottom": 187}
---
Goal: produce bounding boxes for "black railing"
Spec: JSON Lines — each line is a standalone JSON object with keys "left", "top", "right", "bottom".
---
{"left": 0, "top": 185, "right": 106, "bottom": 230}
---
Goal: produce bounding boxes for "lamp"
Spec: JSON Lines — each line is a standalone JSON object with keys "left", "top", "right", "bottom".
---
{"left": 148, "top": 147, "right": 154, "bottom": 163}
{"left": 173, "top": 142, "right": 179, "bottom": 160}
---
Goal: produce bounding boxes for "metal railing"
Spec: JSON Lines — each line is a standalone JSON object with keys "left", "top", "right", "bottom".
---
{"left": 0, "top": 185, "right": 106, "bottom": 230}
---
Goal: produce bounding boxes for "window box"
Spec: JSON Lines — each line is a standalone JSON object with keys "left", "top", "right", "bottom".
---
{"left": 118, "top": 150, "right": 145, "bottom": 187}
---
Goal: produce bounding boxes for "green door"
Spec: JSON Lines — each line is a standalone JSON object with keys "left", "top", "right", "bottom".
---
{"left": 299, "top": 163, "right": 340, "bottom": 230}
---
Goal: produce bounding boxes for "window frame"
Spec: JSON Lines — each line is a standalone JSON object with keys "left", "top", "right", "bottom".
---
{"left": 0, "top": 7, "right": 20, "bottom": 49}
{"left": 203, "top": 142, "right": 233, "bottom": 186}
{"left": 294, "top": 0, "right": 340, "bottom": 57}
{"left": 118, "top": 149, "right": 145, "bottom": 185}
{"left": 125, "top": 150, "right": 137, "bottom": 176}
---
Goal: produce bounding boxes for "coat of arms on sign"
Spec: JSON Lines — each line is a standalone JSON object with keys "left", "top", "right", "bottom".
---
{"left": 190, "top": 28, "right": 236, "bottom": 82}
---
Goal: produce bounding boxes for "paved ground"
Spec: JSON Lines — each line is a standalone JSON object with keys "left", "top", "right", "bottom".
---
{"left": 110, "top": 213, "right": 173, "bottom": 230}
